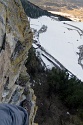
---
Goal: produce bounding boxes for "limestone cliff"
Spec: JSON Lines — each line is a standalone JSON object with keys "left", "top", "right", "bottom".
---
{"left": 0, "top": 0, "right": 37, "bottom": 125}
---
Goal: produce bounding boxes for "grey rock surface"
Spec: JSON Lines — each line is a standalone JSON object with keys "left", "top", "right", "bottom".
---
{"left": 0, "top": 0, "right": 37, "bottom": 125}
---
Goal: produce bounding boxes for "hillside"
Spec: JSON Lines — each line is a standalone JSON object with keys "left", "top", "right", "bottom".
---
{"left": 20, "top": 1, "right": 83, "bottom": 124}
{"left": 29, "top": 0, "right": 83, "bottom": 21}
{"left": 1, "top": 0, "right": 83, "bottom": 125}
{"left": 20, "top": 1, "right": 83, "bottom": 125}
{"left": 29, "top": 0, "right": 83, "bottom": 8}
{"left": 21, "top": 0, "right": 71, "bottom": 21}
{"left": 26, "top": 47, "right": 83, "bottom": 125}
{"left": 30, "top": 16, "right": 83, "bottom": 81}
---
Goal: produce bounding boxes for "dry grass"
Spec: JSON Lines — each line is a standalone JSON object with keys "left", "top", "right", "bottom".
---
{"left": 61, "top": 7, "right": 83, "bottom": 22}
{"left": 29, "top": 0, "right": 83, "bottom": 22}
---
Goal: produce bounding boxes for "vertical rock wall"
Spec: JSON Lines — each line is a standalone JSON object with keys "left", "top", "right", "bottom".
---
{"left": 0, "top": 0, "right": 37, "bottom": 125}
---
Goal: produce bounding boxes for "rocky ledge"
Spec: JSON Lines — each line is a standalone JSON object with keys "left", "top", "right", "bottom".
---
{"left": 0, "top": 0, "right": 37, "bottom": 125}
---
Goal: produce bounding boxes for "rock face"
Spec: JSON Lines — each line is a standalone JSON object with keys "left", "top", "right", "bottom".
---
{"left": 0, "top": 0, "right": 37, "bottom": 125}
{"left": 78, "top": 45, "right": 83, "bottom": 69}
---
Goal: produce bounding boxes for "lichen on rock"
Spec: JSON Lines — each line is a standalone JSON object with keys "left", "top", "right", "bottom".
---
{"left": 0, "top": 0, "right": 37, "bottom": 125}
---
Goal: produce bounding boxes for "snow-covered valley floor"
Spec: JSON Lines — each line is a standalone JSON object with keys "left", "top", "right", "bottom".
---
{"left": 29, "top": 16, "right": 83, "bottom": 81}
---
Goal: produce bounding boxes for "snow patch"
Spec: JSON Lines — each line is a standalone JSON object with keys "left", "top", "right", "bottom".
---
{"left": 30, "top": 16, "right": 83, "bottom": 81}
